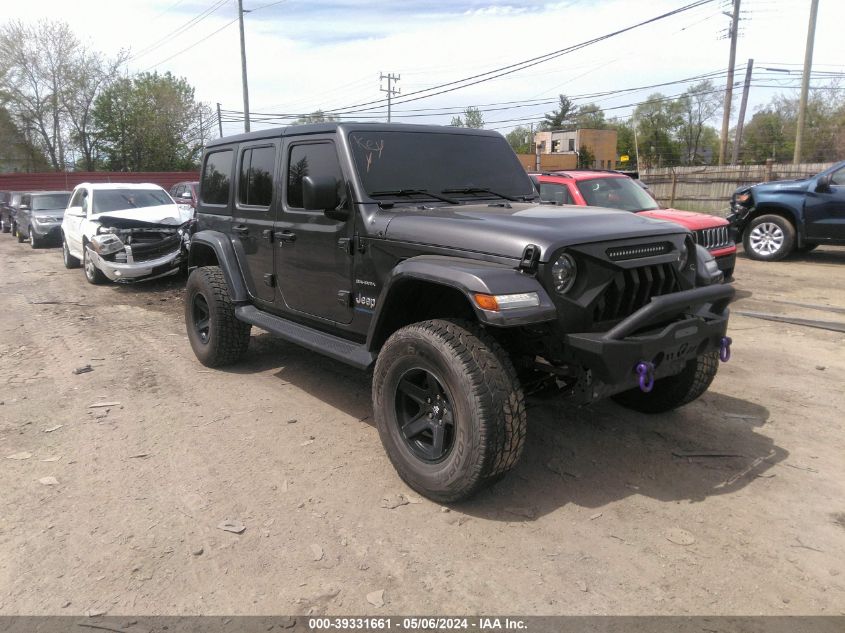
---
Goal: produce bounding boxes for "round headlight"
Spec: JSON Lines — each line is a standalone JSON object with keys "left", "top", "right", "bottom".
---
{"left": 551, "top": 253, "right": 577, "bottom": 294}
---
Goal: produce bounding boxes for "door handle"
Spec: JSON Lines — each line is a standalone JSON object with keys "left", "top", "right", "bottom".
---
{"left": 277, "top": 231, "right": 297, "bottom": 243}
{"left": 232, "top": 225, "right": 249, "bottom": 235}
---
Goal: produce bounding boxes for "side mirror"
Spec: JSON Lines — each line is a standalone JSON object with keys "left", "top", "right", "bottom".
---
{"left": 302, "top": 175, "right": 348, "bottom": 221}
{"left": 816, "top": 173, "right": 832, "bottom": 193}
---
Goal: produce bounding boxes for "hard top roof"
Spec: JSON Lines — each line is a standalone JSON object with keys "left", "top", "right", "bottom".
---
{"left": 206, "top": 122, "right": 504, "bottom": 149}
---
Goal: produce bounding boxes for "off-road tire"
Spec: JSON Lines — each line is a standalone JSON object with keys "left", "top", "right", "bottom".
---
{"left": 83, "top": 245, "right": 108, "bottom": 285}
{"left": 372, "top": 319, "right": 527, "bottom": 503}
{"left": 0, "top": 219, "right": 9, "bottom": 233}
{"left": 62, "top": 237, "right": 80, "bottom": 269}
{"left": 17, "top": 226, "right": 26, "bottom": 243}
{"left": 743, "top": 214, "right": 795, "bottom": 261}
{"left": 185, "top": 266, "right": 251, "bottom": 367}
{"left": 612, "top": 352, "right": 719, "bottom": 414}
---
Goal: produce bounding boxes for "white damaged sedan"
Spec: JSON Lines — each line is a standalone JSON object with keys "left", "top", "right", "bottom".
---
{"left": 61, "top": 183, "right": 194, "bottom": 284}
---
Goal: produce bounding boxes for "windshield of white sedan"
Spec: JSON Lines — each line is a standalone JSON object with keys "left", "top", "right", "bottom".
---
{"left": 92, "top": 189, "right": 171, "bottom": 214}
{"left": 349, "top": 131, "right": 536, "bottom": 203}
{"left": 576, "top": 177, "right": 659, "bottom": 212}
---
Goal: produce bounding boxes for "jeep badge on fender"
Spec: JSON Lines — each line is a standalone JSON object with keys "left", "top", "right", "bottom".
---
{"left": 183, "top": 122, "right": 735, "bottom": 503}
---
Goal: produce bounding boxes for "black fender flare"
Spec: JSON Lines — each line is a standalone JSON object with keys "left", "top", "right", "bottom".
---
{"left": 189, "top": 230, "right": 250, "bottom": 303}
{"left": 367, "top": 255, "right": 557, "bottom": 349}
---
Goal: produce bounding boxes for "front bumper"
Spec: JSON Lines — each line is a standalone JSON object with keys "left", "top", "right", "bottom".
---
{"left": 712, "top": 249, "right": 736, "bottom": 278}
{"left": 565, "top": 284, "right": 734, "bottom": 398}
{"left": 88, "top": 247, "right": 183, "bottom": 282}
{"left": 31, "top": 222, "right": 62, "bottom": 240}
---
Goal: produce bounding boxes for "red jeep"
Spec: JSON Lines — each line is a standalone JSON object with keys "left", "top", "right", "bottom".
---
{"left": 532, "top": 171, "right": 736, "bottom": 279}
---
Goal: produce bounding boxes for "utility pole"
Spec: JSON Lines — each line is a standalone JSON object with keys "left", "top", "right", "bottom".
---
{"left": 793, "top": 0, "right": 820, "bottom": 164}
{"left": 718, "top": 0, "right": 740, "bottom": 165}
{"left": 217, "top": 102, "right": 223, "bottom": 137}
{"left": 238, "top": 0, "right": 251, "bottom": 132}
{"left": 380, "top": 72, "right": 400, "bottom": 123}
{"left": 731, "top": 58, "right": 754, "bottom": 165}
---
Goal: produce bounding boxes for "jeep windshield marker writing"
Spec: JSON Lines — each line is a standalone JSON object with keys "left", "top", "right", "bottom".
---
{"left": 184, "top": 123, "right": 735, "bottom": 502}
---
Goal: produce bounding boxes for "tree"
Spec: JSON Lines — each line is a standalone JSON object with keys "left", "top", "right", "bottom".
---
{"left": 573, "top": 103, "right": 606, "bottom": 129}
{"left": 610, "top": 118, "right": 637, "bottom": 168}
{"left": 450, "top": 106, "right": 484, "bottom": 129}
{"left": 634, "top": 93, "right": 684, "bottom": 168}
{"left": 295, "top": 110, "right": 339, "bottom": 124}
{"left": 0, "top": 19, "right": 124, "bottom": 171}
{"left": 93, "top": 72, "right": 211, "bottom": 171}
{"left": 505, "top": 125, "right": 533, "bottom": 154}
{"left": 677, "top": 80, "right": 721, "bottom": 164}
{"left": 577, "top": 144, "right": 595, "bottom": 169}
{"left": 539, "top": 94, "right": 575, "bottom": 131}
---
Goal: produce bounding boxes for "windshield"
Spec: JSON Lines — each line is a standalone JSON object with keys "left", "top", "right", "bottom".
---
{"left": 576, "top": 177, "right": 659, "bottom": 212}
{"left": 348, "top": 131, "right": 536, "bottom": 203}
{"left": 92, "top": 189, "right": 172, "bottom": 214}
{"left": 32, "top": 193, "right": 71, "bottom": 211}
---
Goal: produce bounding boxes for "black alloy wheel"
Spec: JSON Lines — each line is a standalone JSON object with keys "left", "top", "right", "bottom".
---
{"left": 192, "top": 293, "right": 211, "bottom": 344}
{"left": 395, "top": 368, "right": 455, "bottom": 463}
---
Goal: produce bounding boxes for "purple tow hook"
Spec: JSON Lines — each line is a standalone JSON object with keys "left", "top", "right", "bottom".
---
{"left": 636, "top": 361, "right": 655, "bottom": 393}
{"left": 719, "top": 336, "right": 732, "bottom": 362}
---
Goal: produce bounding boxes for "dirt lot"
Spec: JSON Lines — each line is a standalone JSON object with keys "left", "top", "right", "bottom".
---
{"left": 1, "top": 237, "right": 844, "bottom": 616}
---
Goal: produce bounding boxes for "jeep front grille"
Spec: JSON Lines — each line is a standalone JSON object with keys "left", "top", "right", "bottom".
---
{"left": 694, "top": 226, "right": 731, "bottom": 250}
{"left": 592, "top": 263, "right": 679, "bottom": 323}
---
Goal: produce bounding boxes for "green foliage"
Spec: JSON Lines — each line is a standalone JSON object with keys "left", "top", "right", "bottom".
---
{"left": 610, "top": 118, "right": 637, "bottom": 168}
{"left": 740, "top": 87, "right": 845, "bottom": 163}
{"left": 450, "top": 106, "right": 484, "bottom": 129}
{"left": 577, "top": 144, "right": 595, "bottom": 169}
{"left": 677, "top": 80, "right": 721, "bottom": 164}
{"left": 538, "top": 94, "right": 575, "bottom": 131}
{"left": 573, "top": 103, "right": 606, "bottom": 129}
{"left": 505, "top": 125, "right": 533, "bottom": 154}
{"left": 295, "top": 110, "right": 339, "bottom": 124}
{"left": 93, "top": 71, "right": 210, "bottom": 171}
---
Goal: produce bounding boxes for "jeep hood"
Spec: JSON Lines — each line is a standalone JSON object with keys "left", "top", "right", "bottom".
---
{"left": 93, "top": 204, "right": 192, "bottom": 229}
{"left": 638, "top": 208, "right": 728, "bottom": 230}
{"left": 382, "top": 203, "right": 686, "bottom": 262}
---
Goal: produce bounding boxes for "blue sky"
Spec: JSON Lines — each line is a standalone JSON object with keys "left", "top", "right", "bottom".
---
{"left": 6, "top": 0, "right": 845, "bottom": 137}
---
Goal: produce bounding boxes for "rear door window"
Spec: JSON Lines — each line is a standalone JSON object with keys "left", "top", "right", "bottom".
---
{"left": 201, "top": 150, "right": 234, "bottom": 205}
{"left": 287, "top": 142, "right": 343, "bottom": 209}
{"left": 238, "top": 146, "right": 276, "bottom": 207}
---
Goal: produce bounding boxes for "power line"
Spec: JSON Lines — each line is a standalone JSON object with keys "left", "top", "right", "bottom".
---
{"left": 142, "top": 17, "right": 239, "bottom": 72}
{"left": 129, "top": 0, "right": 230, "bottom": 62}
{"left": 316, "top": 0, "right": 717, "bottom": 116}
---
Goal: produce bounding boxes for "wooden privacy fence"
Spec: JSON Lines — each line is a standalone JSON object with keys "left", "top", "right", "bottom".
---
{"left": 640, "top": 161, "right": 835, "bottom": 215}
{"left": 0, "top": 171, "right": 200, "bottom": 193}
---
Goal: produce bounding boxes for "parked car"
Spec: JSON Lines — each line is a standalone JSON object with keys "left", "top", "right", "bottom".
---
{"left": 0, "top": 191, "right": 23, "bottom": 234}
{"left": 532, "top": 171, "right": 737, "bottom": 279}
{"left": 169, "top": 181, "right": 200, "bottom": 215}
{"left": 728, "top": 160, "right": 845, "bottom": 261}
{"left": 60, "top": 183, "right": 193, "bottom": 284}
{"left": 183, "top": 122, "right": 734, "bottom": 502}
{"left": 15, "top": 191, "right": 72, "bottom": 248}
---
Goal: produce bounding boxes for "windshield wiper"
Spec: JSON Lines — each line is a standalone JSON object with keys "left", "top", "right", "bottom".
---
{"left": 441, "top": 187, "right": 528, "bottom": 202}
{"left": 369, "top": 189, "right": 459, "bottom": 204}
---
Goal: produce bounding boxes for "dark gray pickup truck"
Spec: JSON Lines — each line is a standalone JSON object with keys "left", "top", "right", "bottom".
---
{"left": 183, "top": 123, "right": 734, "bottom": 502}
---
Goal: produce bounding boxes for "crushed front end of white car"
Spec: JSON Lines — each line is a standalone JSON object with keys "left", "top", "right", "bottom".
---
{"left": 87, "top": 210, "right": 193, "bottom": 283}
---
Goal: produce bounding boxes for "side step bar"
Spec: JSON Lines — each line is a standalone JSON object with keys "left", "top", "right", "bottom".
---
{"left": 235, "top": 305, "right": 375, "bottom": 370}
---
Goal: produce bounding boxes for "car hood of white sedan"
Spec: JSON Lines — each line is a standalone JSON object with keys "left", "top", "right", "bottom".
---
{"left": 94, "top": 204, "right": 193, "bottom": 228}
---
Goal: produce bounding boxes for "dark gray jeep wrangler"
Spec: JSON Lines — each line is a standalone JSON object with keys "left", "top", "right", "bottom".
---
{"left": 185, "top": 123, "right": 735, "bottom": 502}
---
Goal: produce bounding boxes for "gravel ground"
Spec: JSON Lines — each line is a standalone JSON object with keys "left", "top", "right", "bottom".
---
{"left": 1, "top": 236, "right": 843, "bottom": 616}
